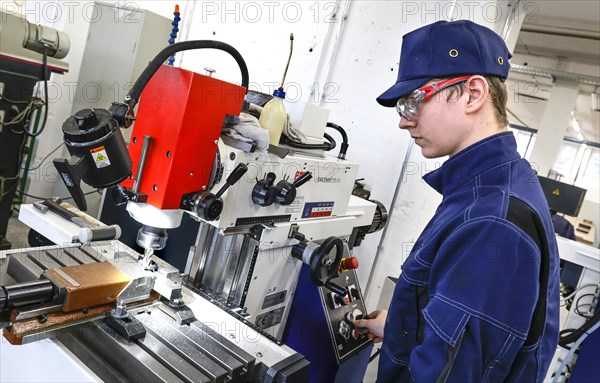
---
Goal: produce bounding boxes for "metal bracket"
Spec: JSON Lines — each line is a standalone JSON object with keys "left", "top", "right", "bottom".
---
{"left": 116, "top": 276, "right": 156, "bottom": 305}
{"left": 158, "top": 299, "right": 195, "bottom": 325}
{"left": 105, "top": 311, "right": 146, "bottom": 340}
{"left": 288, "top": 224, "right": 302, "bottom": 240}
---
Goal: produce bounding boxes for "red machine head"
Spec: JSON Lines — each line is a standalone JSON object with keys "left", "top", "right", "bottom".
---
{"left": 121, "top": 65, "right": 246, "bottom": 210}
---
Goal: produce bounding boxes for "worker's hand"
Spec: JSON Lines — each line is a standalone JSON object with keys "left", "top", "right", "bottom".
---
{"left": 354, "top": 309, "right": 387, "bottom": 343}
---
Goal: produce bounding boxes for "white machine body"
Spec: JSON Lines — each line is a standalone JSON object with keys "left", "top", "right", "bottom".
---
{"left": 214, "top": 142, "right": 362, "bottom": 231}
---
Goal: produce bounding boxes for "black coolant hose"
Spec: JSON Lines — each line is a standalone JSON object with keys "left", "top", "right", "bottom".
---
{"left": 281, "top": 133, "right": 337, "bottom": 151}
{"left": 326, "top": 122, "right": 349, "bottom": 159}
{"left": 127, "top": 40, "right": 250, "bottom": 106}
{"left": 559, "top": 311, "right": 600, "bottom": 347}
{"left": 280, "top": 122, "right": 349, "bottom": 157}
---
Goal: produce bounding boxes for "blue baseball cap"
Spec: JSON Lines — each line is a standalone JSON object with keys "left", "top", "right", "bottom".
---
{"left": 377, "top": 20, "right": 512, "bottom": 107}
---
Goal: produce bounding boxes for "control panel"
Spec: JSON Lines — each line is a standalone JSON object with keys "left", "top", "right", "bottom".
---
{"left": 319, "top": 269, "right": 371, "bottom": 362}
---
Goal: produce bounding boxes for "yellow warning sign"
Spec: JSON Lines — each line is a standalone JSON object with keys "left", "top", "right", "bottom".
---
{"left": 90, "top": 146, "right": 111, "bottom": 168}
{"left": 552, "top": 188, "right": 560, "bottom": 196}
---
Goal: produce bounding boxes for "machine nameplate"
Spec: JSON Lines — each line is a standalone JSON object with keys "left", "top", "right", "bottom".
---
{"left": 302, "top": 201, "right": 334, "bottom": 219}
{"left": 256, "top": 307, "right": 285, "bottom": 330}
{"left": 262, "top": 290, "right": 287, "bottom": 309}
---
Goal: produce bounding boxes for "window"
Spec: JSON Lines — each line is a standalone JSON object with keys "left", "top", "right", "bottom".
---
{"left": 554, "top": 144, "right": 578, "bottom": 172}
{"left": 509, "top": 128, "right": 535, "bottom": 159}
{"left": 584, "top": 151, "right": 599, "bottom": 178}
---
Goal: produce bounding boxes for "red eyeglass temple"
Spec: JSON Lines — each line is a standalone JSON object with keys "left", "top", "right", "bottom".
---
{"left": 420, "top": 75, "right": 472, "bottom": 101}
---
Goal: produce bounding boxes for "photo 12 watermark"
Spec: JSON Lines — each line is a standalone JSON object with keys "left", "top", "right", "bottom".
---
{"left": 2, "top": 1, "right": 142, "bottom": 24}
{"left": 399, "top": 1, "right": 539, "bottom": 24}
{"left": 199, "top": 1, "right": 347, "bottom": 24}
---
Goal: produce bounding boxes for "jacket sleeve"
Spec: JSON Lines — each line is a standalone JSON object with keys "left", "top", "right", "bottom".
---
{"left": 408, "top": 218, "right": 541, "bottom": 383}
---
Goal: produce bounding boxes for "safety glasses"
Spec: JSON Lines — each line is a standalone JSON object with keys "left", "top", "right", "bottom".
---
{"left": 396, "top": 75, "right": 471, "bottom": 120}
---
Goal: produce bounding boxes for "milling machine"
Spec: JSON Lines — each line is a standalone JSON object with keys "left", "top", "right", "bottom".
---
{"left": 1, "top": 38, "right": 386, "bottom": 382}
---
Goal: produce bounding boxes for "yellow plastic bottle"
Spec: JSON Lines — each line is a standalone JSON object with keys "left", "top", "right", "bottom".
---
{"left": 259, "top": 89, "right": 287, "bottom": 146}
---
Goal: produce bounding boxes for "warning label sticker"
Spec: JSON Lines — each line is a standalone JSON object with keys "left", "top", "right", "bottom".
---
{"left": 90, "top": 146, "right": 111, "bottom": 168}
{"left": 285, "top": 196, "right": 304, "bottom": 214}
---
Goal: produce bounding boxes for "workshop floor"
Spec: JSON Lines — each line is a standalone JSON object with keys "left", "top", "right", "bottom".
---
{"left": 5, "top": 211, "right": 30, "bottom": 249}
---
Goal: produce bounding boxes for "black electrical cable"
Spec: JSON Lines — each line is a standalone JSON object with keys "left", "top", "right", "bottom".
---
{"left": 326, "top": 122, "right": 349, "bottom": 159}
{"left": 280, "top": 133, "right": 336, "bottom": 151}
{"left": 368, "top": 348, "right": 381, "bottom": 363}
{"left": 559, "top": 311, "right": 600, "bottom": 347}
{"left": 23, "top": 45, "right": 49, "bottom": 137}
{"left": 323, "top": 132, "right": 337, "bottom": 151}
{"left": 560, "top": 328, "right": 576, "bottom": 337}
{"left": 574, "top": 293, "right": 596, "bottom": 317}
{"left": 23, "top": 142, "right": 65, "bottom": 171}
{"left": 127, "top": 40, "right": 250, "bottom": 106}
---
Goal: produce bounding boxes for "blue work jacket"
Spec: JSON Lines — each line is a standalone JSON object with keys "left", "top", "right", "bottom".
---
{"left": 378, "top": 132, "right": 560, "bottom": 382}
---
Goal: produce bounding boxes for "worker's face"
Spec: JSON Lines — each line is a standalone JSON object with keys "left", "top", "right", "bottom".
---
{"left": 398, "top": 80, "right": 470, "bottom": 159}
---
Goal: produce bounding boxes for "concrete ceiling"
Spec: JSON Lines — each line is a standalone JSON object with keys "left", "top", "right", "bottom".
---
{"left": 508, "top": 0, "right": 600, "bottom": 144}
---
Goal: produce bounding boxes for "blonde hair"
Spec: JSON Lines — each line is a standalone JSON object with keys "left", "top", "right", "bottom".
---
{"left": 486, "top": 76, "right": 509, "bottom": 127}
{"left": 445, "top": 76, "right": 508, "bottom": 127}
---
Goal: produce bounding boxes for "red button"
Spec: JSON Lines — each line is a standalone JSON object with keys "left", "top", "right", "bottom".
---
{"left": 342, "top": 257, "right": 359, "bottom": 270}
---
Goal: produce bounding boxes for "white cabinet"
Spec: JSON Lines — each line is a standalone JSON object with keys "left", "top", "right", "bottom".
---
{"left": 72, "top": 2, "right": 172, "bottom": 143}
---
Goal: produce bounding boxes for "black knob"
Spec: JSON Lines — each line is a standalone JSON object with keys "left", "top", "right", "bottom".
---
{"left": 345, "top": 312, "right": 355, "bottom": 323}
{"left": 334, "top": 293, "right": 348, "bottom": 306}
{"left": 225, "top": 163, "right": 248, "bottom": 185}
{"left": 214, "top": 163, "right": 249, "bottom": 199}
{"left": 195, "top": 193, "right": 224, "bottom": 221}
{"left": 350, "top": 287, "right": 361, "bottom": 301}
{"left": 252, "top": 172, "right": 277, "bottom": 206}
{"left": 325, "top": 281, "right": 347, "bottom": 297}
{"left": 201, "top": 197, "right": 224, "bottom": 221}
{"left": 188, "top": 163, "right": 247, "bottom": 221}
{"left": 74, "top": 108, "right": 99, "bottom": 129}
{"left": 274, "top": 180, "right": 296, "bottom": 205}
{"left": 275, "top": 172, "right": 312, "bottom": 206}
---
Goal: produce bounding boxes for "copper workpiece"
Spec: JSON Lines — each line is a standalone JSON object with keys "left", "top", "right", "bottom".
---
{"left": 43, "top": 261, "right": 131, "bottom": 312}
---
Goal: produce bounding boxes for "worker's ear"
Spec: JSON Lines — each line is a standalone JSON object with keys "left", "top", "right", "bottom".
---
{"left": 464, "top": 75, "right": 489, "bottom": 115}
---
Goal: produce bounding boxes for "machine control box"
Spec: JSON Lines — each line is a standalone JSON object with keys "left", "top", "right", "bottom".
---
{"left": 319, "top": 270, "right": 371, "bottom": 361}
{"left": 283, "top": 264, "right": 373, "bottom": 382}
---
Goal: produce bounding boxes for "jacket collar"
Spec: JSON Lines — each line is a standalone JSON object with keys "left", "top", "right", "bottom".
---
{"left": 423, "top": 132, "right": 520, "bottom": 196}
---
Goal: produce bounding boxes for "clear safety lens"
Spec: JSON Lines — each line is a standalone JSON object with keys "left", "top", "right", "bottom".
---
{"left": 396, "top": 97, "right": 419, "bottom": 120}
